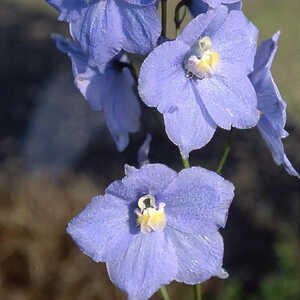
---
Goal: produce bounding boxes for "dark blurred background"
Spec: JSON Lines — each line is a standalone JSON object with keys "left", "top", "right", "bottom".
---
{"left": 0, "top": 0, "right": 299, "bottom": 299}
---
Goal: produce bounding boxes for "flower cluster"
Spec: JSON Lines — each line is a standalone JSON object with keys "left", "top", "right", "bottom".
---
{"left": 45, "top": 0, "right": 299, "bottom": 299}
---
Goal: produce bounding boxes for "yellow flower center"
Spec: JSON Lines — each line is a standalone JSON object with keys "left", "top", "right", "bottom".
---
{"left": 184, "top": 36, "right": 219, "bottom": 79}
{"left": 135, "top": 194, "right": 166, "bottom": 233}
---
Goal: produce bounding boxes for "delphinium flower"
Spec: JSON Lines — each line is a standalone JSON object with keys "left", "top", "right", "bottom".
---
{"left": 249, "top": 32, "right": 299, "bottom": 178}
{"left": 67, "top": 163, "right": 234, "bottom": 300}
{"left": 188, "top": 0, "right": 242, "bottom": 17}
{"left": 139, "top": 6, "right": 259, "bottom": 158}
{"left": 46, "top": 0, "right": 161, "bottom": 67}
{"left": 53, "top": 34, "right": 141, "bottom": 151}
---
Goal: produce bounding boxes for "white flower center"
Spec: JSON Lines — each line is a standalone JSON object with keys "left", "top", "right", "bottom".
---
{"left": 135, "top": 194, "right": 166, "bottom": 233}
{"left": 184, "top": 36, "right": 219, "bottom": 79}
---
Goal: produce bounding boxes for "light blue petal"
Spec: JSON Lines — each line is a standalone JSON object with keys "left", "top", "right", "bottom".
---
{"left": 46, "top": 0, "right": 90, "bottom": 22}
{"left": 158, "top": 167, "right": 234, "bottom": 235}
{"left": 221, "top": 0, "right": 240, "bottom": 4}
{"left": 254, "top": 31, "right": 280, "bottom": 72}
{"left": 106, "top": 163, "right": 178, "bottom": 202}
{"left": 258, "top": 117, "right": 299, "bottom": 178}
{"left": 226, "top": 1, "right": 242, "bottom": 10}
{"left": 139, "top": 40, "right": 190, "bottom": 113}
{"left": 107, "top": 231, "right": 177, "bottom": 300}
{"left": 251, "top": 32, "right": 286, "bottom": 131}
{"left": 202, "top": 0, "right": 221, "bottom": 8}
{"left": 195, "top": 62, "right": 260, "bottom": 130}
{"left": 163, "top": 83, "right": 217, "bottom": 158}
{"left": 166, "top": 228, "right": 228, "bottom": 284}
{"left": 103, "top": 67, "right": 141, "bottom": 151}
{"left": 67, "top": 195, "right": 133, "bottom": 262}
{"left": 116, "top": 0, "right": 161, "bottom": 55}
{"left": 212, "top": 10, "right": 258, "bottom": 73}
{"left": 70, "top": 1, "right": 120, "bottom": 67}
{"left": 53, "top": 34, "right": 140, "bottom": 151}
{"left": 70, "top": 0, "right": 160, "bottom": 67}
{"left": 251, "top": 32, "right": 299, "bottom": 178}
{"left": 178, "top": 6, "right": 228, "bottom": 47}
{"left": 123, "top": 0, "right": 157, "bottom": 6}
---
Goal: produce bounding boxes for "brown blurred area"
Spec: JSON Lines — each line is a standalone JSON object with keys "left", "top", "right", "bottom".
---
{"left": 0, "top": 1, "right": 299, "bottom": 300}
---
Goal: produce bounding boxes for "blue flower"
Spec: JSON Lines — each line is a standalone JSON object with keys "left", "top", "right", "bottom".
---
{"left": 249, "top": 32, "right": 299, "bottom": 178}
{"left": 53, "top": 34, "right": 141, "bottom": 151}
{"left": 67, "top": 163, "right": 234, "bottom": 300}
{"left": 46, "top": 0, "right": 161, "bottom": 67}
{"left": 139, "top": 7, "right": 259, "bottom": 158}
{"left": 188, "top": 0, "right": 242, "bottom": 17}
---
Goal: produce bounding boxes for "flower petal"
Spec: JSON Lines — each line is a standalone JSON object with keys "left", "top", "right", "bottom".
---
{"left": 138, "top": 40, "right": 190, "bottom": 113}
{"left": 123, "top": 0, "right": 157, "bottom": 6}
{"left": 163, "top": 84, "right": 217, "bottom": 158}
{"left": 222, "top": 0, "right": 240, "bottom": 4}
{"left": 167, "top": 228, "right": 227, "bottom": 284}
{"left": 103, "top": 67, "right": 141, "bottom": 151}
{"left": 116, "top": 0, "right": 161, "bottom": 54}
{"left": 212, "top": 10, "right": 258, "bottom": 73}
{"left": 70, "top": 1, "right": 120, "bottom": 67}
{"left": 254, "top": 31, "right": 280, "bottom": 72}
{"left": 46, "top": 0, "right": 89, "bottom": 22}
{"left": 258, "top": 117, "right": 299, "bottom": 178}
{"left": 251, "top": 32, "right": 299, "bottom": 178}
{"left": 178, "top": 6, "right": 228, "bottom": 47}
{"left": 159, "top": 167, "right": 234, "bottom": 235}
{"left": 195, "top": 62, "right": 260, "bottom": 130}
{"left": 106, "top": 164, "right": 178, "bottom": 201}
{"left": 107, "top": 231, "right": 177, "bottom": 300}
{"left": 67, "top": 195, "right": 133, "bottom": 262}
{"left": 70, "top": 0, "right": 160, "bottom": 66}
{"left": 53, "top": 35, "right": 140, "bottom": 151}
{"left": 203, "top": 0, "right": 221, "bottom": 7}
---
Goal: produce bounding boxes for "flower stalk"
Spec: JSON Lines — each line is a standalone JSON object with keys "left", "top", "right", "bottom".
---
{"left": 216, "top": 130, "right": 232, "bottom": 175}
{"left": 160, "top": 286, "right": 170, "bottom": 300}
{"left": 161, "top": 0, "right": 167, "bottom": 37}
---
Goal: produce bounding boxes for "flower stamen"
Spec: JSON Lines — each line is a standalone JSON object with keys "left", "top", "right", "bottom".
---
{"left": 184, "top": 36, "right": 219, "bottom": 79}
{"left": 135, "top": 194, "right": 166, "bottom": 233}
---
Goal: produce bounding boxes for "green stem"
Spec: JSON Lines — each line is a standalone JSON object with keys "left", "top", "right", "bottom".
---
{"left": 194, "top": 284, "right": 202, "bottom": 300}
{"left": 216, "top": 130, "right": 232, "bottom": 175}
{"left": 161, "top": 0, "right": 167, "bottom": 37}
{"left": 160, "top": 286, "right": 170, "bottom": 300}
{"left": 182, "top": 156, "right": 190, "bottom": 168}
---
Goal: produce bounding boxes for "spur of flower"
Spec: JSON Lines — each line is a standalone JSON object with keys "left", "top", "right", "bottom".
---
{"left": 67, "top": 163, "right": 234, "bottom": 300}
{"left": 46, "top": 0, "right": 161, "bottom": 67}
{"left": 249, "top": 32, "right": 299, "bottom": 178}
{"left": 139, "top": 6, "right": 259, "bottom": 158}
{"left": 53, "top": 34, "right": 140, "bottom": 151}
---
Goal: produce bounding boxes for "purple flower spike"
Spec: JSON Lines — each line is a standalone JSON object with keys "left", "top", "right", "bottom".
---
{"left": 67, "top": 163, "right": 234, "bottom": 300}
{"left": 249, "top": 32, "right": 299, "bottom": 178}
{"left": 139, "top": 7, "right": 259, "bottom": 158}
{"left": 53, "top": 34, "right": 141, "bottom": 151}
{"left": 46, "top": 0, "right": 161, "bottom": 66}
